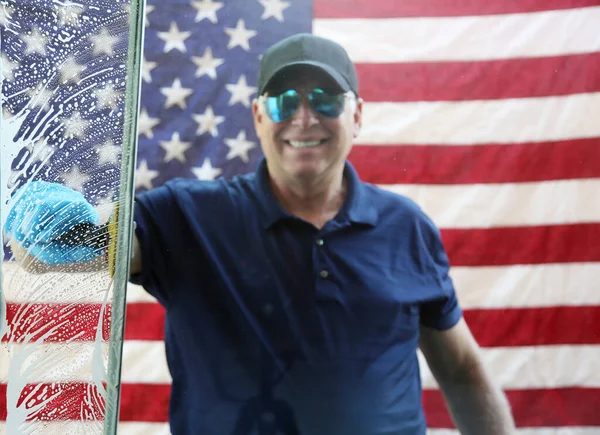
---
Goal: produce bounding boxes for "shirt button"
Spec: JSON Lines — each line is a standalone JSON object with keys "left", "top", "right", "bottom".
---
{"left": 316, "top": 238, "right": 324, "bottom": 246}
{"left": 319, "top": 269, "right": 329, "bottom": 279}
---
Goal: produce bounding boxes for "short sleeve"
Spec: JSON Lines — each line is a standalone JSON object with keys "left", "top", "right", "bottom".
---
{"left": 417, "top": 213, "right": 463, "bottom": 331}
{"left": 129, "top": 181, "right": 182, "bottom": 307}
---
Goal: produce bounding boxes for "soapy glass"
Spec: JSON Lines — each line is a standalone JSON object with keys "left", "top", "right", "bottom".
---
{"left": 0, "top": 0, "right": 143, "bottom": 433}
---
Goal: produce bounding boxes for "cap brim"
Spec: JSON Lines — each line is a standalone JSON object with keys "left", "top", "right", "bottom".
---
{"left": 260, "top": 61, "right": 351, "bottom": 95}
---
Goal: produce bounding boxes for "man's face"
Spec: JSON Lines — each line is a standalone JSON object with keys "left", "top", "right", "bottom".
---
{"left": 252, "top": 68, "right": 362, "bottom": 184}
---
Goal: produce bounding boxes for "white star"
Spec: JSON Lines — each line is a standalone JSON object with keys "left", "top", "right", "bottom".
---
{"left": 142, "top": 56, "right": 157, "bottom": 83}
{"left": 224, "top": 19, "right": 257, "bottom": 51}
{"left": 224, "top": 130, "right": 256, "bottom": 163}
{"left": 63, "top": 111, "right": 91, "bottom": 139}
{"left": 135, "top": 160, "right": 159, "bottom": 190}
{"left": 160, "top": 78, "right": 193, "bottom": 110}
{"left": 191, "top": 0, "right": 223, "bottom": 23}
{"left": 138, "top": 108, "right": 160, "bottom": 138}
{"left": 2, "top": 54, "right": 18, "bottom": 81}
{"left": 192, "top": 158, "right": 222, "bottom": 180}
{"left": 96, "top": 140, "right": 121, "bottom": 165}
{"left": 160, "top": 132, "right": 192, "bottom": 163}
{"left": 89, "top": 28, "right": 119, "bottom": 56}
{"left": 158, "top": 22, "right": 191, "bottom": 53}
{"left": 258, "top": 0, "right": 290, "bottom": 21}
{"left": 144, "top": 4, "right": 155, "bottom": 27}
{"left": 59, "top": 56, "right": 85, "bottom": 84}
{"left": 191, "top": 47, "right": 224, "bottom": 79}
{"left": 192, "top": 106, "right": 225, "bottom": 137}
{"left": 61, "top": 165, "right": 90, "bottom": 192}
{"left": 27, "top": 85, "right": 53, "bottom": 110}
{"left": 94, "top": 83, "right": 122, "bottom": 110}
{"left": 22, "top": 27, "right": 48, "bottom": 56}
{"left": 226, "top": 75, "right": 257, "bottom": 107}
{"left": 56, "top": 1, "right": 84, "bottom": 27}
{"left": 0, "top": 3, "right": 14, "bottom": 27}
{"left": 95, "top": 193, "right": 117, "bottom": 221}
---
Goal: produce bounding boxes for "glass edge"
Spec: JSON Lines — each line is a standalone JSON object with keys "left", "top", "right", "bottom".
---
{"left": 0, "top": 21, "right": 8, "bottom": 345}
{"left": 103, "top": 0, "right": 146, "bottom": 433}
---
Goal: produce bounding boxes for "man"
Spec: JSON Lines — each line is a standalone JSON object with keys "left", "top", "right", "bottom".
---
{"left": 5, "top": 34, "right": 515, "bottom": 434}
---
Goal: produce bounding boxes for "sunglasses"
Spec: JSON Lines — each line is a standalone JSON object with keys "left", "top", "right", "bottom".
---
{"left": 260, "top": 88, "right": 353, "bottom": 123}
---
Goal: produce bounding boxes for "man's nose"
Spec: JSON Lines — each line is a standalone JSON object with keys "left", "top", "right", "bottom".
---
{"left": 290, "top": 99, "right": 319, "bottom": 127}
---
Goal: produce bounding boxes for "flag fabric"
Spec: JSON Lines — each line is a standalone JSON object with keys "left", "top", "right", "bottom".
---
{"left": 2, "top": 0, "right": 600, "bottom": 434}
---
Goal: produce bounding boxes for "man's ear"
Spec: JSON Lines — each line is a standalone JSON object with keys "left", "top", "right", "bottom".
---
{"left": 252, "top": 98, "right": 263, "bottom": 135}
{"left": 353, "top": 97, "right": 363, "bottom": 138}
{"left": 252, "top": 98, "right": 262, "bottom": 122}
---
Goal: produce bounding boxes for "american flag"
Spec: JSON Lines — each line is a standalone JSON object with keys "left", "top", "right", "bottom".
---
{"left": 2, "top": 0, "right": 600, "bottom": 434}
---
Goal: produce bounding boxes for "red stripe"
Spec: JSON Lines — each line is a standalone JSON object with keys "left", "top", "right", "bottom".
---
{"left": 314, "top": 0, "right": 600, "bottom": 18}
{"left": 2, "top": 383, "right": 599, "bottom": 427}
{"left": 5, "top": 304, "right": 600, "bottom": 346}
{"left": 442, "top": 224, "right": 600, "bottom": 266}
{"left": 465, "top": 306, "right": 600, "bottom": 347}
{"left": 123, "top": 302, "right": 166, "bottom": 340}
{"left": 0, "top": 382, "right": 107, "bottom": 421}
{"left": 3, "top": 302, "right": 112, "bottom": 343}
{"left": 348, "top": 138, "right": 600, "bottom": 185}
{"left": 355, "top": 53, "right": 600, "bottom": 102}
{"left": 2, "top": 302, "right": 165, "bottom": 343}
{"left": 120, "top": 384, "right": 170, "bottom": 423}
{"left": 0, "top": 383, "right": 170, "bottom": 422}
{"left": 423, "top": 388, "right": 600, "bottom": 427}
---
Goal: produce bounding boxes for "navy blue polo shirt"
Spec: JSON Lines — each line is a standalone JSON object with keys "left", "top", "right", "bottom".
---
{"left": 131, "top": 158, "right": 462, "bottom": 435}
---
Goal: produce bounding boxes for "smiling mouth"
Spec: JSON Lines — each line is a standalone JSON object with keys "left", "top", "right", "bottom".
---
{"left": 285, "top": 138, "right": 329, "bottom": 148}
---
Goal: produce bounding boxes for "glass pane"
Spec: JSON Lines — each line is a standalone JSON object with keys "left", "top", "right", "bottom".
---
{"left": 0, "top": 0, "right": 143, "bottom": 433}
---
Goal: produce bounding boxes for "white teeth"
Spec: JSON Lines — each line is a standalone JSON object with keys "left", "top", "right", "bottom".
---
{"left": 288, "top": 140, "right": 321, "bottom": 148}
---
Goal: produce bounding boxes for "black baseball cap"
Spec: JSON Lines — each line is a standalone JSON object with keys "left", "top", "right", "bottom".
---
{"left": 257, "top": 33, "right": 359, "bottom": 96}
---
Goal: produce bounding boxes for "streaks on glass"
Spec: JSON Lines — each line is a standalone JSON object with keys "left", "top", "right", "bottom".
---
{"left": 2, "top": 0, "right": 129, "bottom": 204}
{"left": 1, "top": 267, "right": 115, "bottom": 433}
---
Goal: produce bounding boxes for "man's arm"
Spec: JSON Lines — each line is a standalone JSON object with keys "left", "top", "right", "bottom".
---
{"left": 130, "top": 232, "right": 142, "bottom": 276}
{"left": 419, "top": 318, "right": 516, "bottom": 435}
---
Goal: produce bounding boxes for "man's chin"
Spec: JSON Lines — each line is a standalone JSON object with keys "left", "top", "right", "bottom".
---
{"left": 286, "top": 165, "right": 322, "bottom": 182}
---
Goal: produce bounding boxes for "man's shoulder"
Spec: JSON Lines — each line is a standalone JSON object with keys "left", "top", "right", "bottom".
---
{"left": 135, "top": 172, "right": 261, "bottom": 233}
{"left": 360, "top": 181, "right": 426, "bottom": 221}
{"left": 161, "top": 171, "right": 258, "bottom": 199}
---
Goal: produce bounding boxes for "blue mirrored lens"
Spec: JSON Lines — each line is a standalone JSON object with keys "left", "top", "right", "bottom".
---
{"left": 264, "top": 90, "right": 300, "bottom": 122}
{"left": 309, "top": 88, "right": 346, "bottom": 118}
{"left": 264, "top": 88, "right": 347, "bottom": 122}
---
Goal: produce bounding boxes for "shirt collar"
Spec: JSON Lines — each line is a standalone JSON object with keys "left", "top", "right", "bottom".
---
{"left": 255, "top": 157, "right": 378, "bottom": 230}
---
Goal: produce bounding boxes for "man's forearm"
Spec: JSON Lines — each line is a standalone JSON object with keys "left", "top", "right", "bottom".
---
{"left": 438, "top": 363, "right": 516, "bottom": 435}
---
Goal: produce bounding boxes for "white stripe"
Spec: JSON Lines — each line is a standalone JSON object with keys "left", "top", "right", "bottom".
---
{"left": 0, "top": 341, "right": 171, "bottom": 384}
{"left": 357, "top": 93, "right": 600, "bottom": 145}
{"left": 1, "top": 262, "right": 157, "bottom": 303}
{"left": 2, "top": 341, "right": 599, "bottom": 389}
{"left": 0, "top": 425, "right": 596, "bottom": 435}
{"left": 0, "top": 422, "right": 171, "bottom": 435}
{"left": 4, "top": 261, "right": 600, "bottom": 309}
{"left": 314, "top": 7, "right": 600, "bottom": 62}
{"left": 127, "top": 281, "right": 157, "bottom": 302}
{"left": 381, "top": 179, "right": 600, "bottom": 228}
{"left": 452, "top": 263, "right": 600, "bottom": 309}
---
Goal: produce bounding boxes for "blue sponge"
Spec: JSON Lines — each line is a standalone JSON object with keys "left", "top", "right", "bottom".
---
{"left": 4, "top": 181, "right": 102, "bottom": 265}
